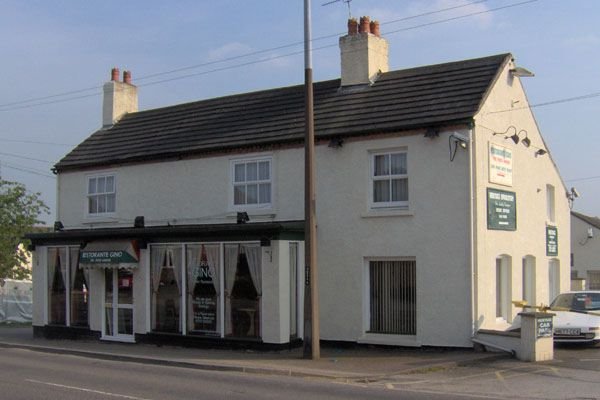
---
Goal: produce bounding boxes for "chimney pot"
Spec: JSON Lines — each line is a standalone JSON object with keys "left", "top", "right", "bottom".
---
{"left": 123, "top": 70, "right": 132, "bottom": 84}
{"left": 347, "top": 18, "right": 358, "bottom": 35}
{"left": 359, "top": 16, "right": 371, "bottom": 34}
{"left": 111, "top": 67, "right": 120, "bottom": 81}
{"left": 370, "top": 20, "right": 380, "bottom": 37}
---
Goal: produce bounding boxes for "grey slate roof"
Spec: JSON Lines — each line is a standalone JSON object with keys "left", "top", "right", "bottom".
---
{"left": 572, "top": 211, "right": 600, "bottom": 229}
{"left": 55, "top": 53, "right": 511, "bottom": 172}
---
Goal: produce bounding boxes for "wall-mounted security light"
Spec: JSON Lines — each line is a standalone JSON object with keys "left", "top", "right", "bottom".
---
{"left": 535, "top": 149, "right": 547, "bottom": 157}
{"left": 566, "top": 187, "right": 580, "bottom": 210}
{"left": 520, "top": 130, "right": 531, "bottom": 148}
{"left": 449, "top": 132, "right": 469, "bottom": 161}
{"left": 510, "top": 67, "right": 535, "bottom": 77}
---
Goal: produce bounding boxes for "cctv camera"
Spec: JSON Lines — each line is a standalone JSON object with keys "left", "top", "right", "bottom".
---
{"left": 571, "top": 187, "right": 580, "bottom": 198}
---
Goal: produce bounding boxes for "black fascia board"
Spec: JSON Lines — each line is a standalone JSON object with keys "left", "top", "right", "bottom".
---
{"left": 26, "top": 220, "right": 305, "bottom": 248}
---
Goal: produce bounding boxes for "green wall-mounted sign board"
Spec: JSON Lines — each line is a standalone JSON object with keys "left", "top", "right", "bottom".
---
{"left": 546, "top": 226, "right": 558, "bottom": 256}
{"left": 487, "top": 188, "right": 517, "bottom": 231}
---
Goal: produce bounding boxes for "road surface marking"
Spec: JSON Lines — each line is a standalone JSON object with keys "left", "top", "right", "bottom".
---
{"left": 25, "top": 379, "right": 153, "bottom": 400}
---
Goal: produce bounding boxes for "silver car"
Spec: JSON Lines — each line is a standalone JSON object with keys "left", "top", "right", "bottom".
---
{"left": 550, "top": 291, "right": 600, "bottom": 344}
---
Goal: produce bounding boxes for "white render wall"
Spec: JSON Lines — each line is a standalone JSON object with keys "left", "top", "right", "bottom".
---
{"left": 571, "top": 215, "right": 600, "bottom": 287}
{"left": 57, "top": 128, "right": 473, "bottom": 347}
{"left": 473, "top": 60, "right": 570, "bottom": 329}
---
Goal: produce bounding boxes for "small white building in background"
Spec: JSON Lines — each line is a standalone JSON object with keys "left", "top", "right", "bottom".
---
{"left": 571, "top": 211, "right": 600, "bottom": 290}
{"left": 27, "top": 17, "right": 570, "bottom": 348}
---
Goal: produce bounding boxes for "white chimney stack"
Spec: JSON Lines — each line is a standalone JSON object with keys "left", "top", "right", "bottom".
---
{"left": 339, "top": 16, "right": 389, "bottom": 86}
{"left": 102, "top": 67, "right": 138, "bottom": 128}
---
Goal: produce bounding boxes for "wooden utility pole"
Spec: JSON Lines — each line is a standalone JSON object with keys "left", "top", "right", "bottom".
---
{"left": 303, "top": 0, "right": 320, "bottom": 360}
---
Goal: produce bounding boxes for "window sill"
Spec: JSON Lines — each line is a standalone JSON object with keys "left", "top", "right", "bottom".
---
{"left": 83, "top": 214, "right": 118, "bottom": 224}
{"left": 361, "top": 209, "right": 413, "bottom": 218}
{"left": 358, "top": 333, "right": 420, "bottom": 347}
{"left": 226, "top": 210, "right": 276, "bottom": 220}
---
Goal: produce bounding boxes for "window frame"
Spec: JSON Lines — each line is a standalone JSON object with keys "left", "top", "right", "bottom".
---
{"left": 229, "top": 156, "right": 273, "bottom": 210}
{"left": 369, "top": 149, "right": 409, "bottom": 210}
{"left": 364, "top": 257, "right": 417, "bottom": 336}
{"left": 85, "top": 172, "right": 117, "bottom": 217}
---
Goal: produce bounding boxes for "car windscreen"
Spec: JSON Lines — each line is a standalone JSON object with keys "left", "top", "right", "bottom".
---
{"left": 550, "top": 293, "right": 600, "bottom": 312}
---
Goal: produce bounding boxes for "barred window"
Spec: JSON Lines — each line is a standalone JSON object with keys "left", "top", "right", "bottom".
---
{"left": 369, "top": 260, "right": 416, "bottom": 335}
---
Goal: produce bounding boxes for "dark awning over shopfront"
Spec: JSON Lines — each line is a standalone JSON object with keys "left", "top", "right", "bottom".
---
{"left": 79, "top": 240, "right": 140, "bottom": 269}
{"left": 26, "top": 221, "right": 305, "bottom": 249}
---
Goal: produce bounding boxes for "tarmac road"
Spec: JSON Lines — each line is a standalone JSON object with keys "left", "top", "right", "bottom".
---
{"left": 0, "top": 347, "right": 518, "bottom": 400}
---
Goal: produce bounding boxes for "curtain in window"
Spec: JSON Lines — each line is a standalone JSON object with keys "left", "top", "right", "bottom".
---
{"left": 48, "top": 248, "right": 58, "bottom": 294}
{"left": 241, "top": 244, "right": 262, "bottom": 296}
{"left": 170, "top": 247, "right": 182, "bottom": 294}
{"left": 224, "top": 244, "right": 240, "bottom": 335}
{"left": 205, "top": 245, "right": 220, "bottom": 295}
{"left": 151, "top": 247, "right": 167, "bottom": 294}
{"left": 69, "top": 248, "right": 81, "bottom": 290}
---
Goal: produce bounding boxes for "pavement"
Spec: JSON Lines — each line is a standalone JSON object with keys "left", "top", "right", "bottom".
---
{"left": 0, "top": 324, "right": 513, "bottom": 381}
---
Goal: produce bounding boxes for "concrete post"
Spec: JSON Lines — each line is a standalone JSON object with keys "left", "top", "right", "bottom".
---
{"left": 518, "top": 312, "right": 554, "bottom": 362}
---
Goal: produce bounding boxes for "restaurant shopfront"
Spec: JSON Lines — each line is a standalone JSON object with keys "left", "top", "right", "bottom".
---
{"left": 28, "top": 221, "right": 304, "bottom": 348}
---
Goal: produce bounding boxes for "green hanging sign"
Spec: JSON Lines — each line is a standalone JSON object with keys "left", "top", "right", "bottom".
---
{"left": 80, "top": 250, "right": 138, "bottom": 265}
{"left": 546, "top": 226, "right": 558, "bottom": 256}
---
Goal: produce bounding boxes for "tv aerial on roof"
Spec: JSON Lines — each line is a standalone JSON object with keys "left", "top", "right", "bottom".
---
{"left": 322, "top": 0, "right": 353, "bottom": 18}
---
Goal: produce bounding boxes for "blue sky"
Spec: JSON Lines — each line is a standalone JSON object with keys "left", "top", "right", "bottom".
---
{"left": 1, "top": 0, "right": 599, "bottom": 223}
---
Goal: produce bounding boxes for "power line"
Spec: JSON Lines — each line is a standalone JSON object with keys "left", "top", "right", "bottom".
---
{"left": 0, "top": 137, "right": 76, "bottom": 147}
{"left": 1, "top": 161, "right": 55, "bottom": 179}
{"left": 0, "top": 152, "right": 52, "bottom": 163}
{"left": 565, "top": 175, "right": 600, "bottom": 183}
{"left": 488, "top": 90, "right": 600, "bottom": 114}
{"left": 0, "top": 0, "right": 496, "bottom": 110}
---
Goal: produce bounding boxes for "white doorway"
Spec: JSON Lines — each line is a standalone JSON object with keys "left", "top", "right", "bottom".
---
{"left": 103, "top": 268, "right": 135, "bottom": 342}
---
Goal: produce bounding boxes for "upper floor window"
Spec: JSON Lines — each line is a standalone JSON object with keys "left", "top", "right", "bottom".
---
{"left": 232, "top": 158, "right": 272, "bottom": 208}
{"left": 87, "top": 174, "right": 116, "bottom": 215}
{"left": 371, "top": 151, "right": 408, "bottom": 208}
{"left": 546, "top": 184, "right": 555, "bottom": 222}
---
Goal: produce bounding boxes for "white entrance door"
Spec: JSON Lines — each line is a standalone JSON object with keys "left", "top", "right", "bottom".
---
{"left": 103, "top": 268, "right": 135, "bottom": 342}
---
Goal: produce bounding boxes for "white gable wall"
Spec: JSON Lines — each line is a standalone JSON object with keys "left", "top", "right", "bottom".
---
{"left": 473, "top": 60, "right": 570, "bottom": 329}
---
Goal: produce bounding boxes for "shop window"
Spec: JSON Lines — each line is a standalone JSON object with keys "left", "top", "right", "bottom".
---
{"left": 151, "top": 246, "right": 183, "bottom": 333}
{"left": 187, "top": 244, "right": 220, "bottom": 336}
{"left": 368, "top": 260, "right": 416, "bottom": 335}
{"left": 232, "top": 158, "right": 272, "bottom": 208}
{"left": 549, "top": 259, "right": 560, "bottom": 303}
{"left": 496, "top": 256, "right": 512, "bottom": 322}
{"left": 370, "top": 151, "right": 408, "bottom": 209}
{"left": 225, "top": 244, "right": 261, "bottom": 338}
{"left": 522, "top": 256, "right": 536, "bottom": 308}
{"left": 48, "top": 247, "right": 67, "bottom": 325}
{"left": 87, "top": 174, "right": 116, "bottom": 215}
{"left": 70, "top": 248, "right": 89, "bottom": 327}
